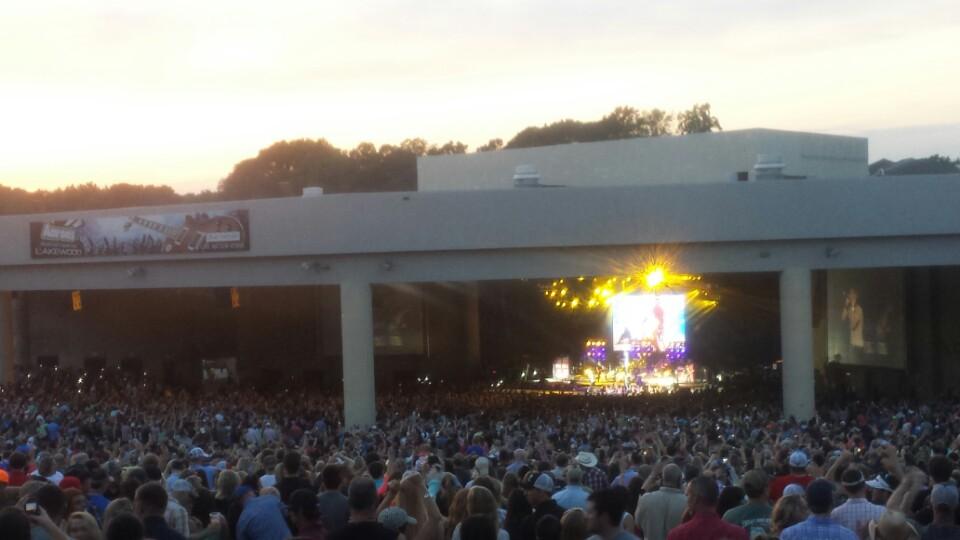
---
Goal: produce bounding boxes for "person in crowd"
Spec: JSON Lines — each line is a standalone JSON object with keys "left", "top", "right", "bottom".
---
{"left": 770, "top": 452, "right": 814, "bottom": 502}
{"left": 717, "top": 486, "right": 747, "bottom": 518}
{"left": 166, "top": 479, "right": 193, "bottom": 536}
{"left": 769, "top": 494, "right": 809, "bottom": 537}
{"left": 535, "top": 514, "right": 562, "bottom": 540}
{"left": 136, "top": 482, "right": 187, "bottom": 540}
{"left": 278, "top": 451, "right": 313, "bottom": 504}
{"left": 867, "top": 511, "right": 920, "bottom": 540}
{"left": 7, "top": 452, "right": 30, "bottom": 487}
{"left": 920, "top": 484, "right": 960, "bottom": 540}
{"left": 723, "top": 469, "right": 773, "bottom": 539}
{"left": 397, "top": 473, "right": 429, "bottom": 540}
{"left": 780, "top": 479, "right": 856, "bottom": 540}
{"left": 65, "top": 512, "right": 104, "bottom": 540}
{"left": 33, "top": 483, "right": 68, "bottom": 540}
{"left": 379, "top": 507, "right": 418, "bottom": 539}
{"left": 453, "top": 485, "right": 509, "bottom": 540}
{"left": 33, "top": 452, "right": 65, "bottom": 485}
{"left": 666, "top": 476, "right": 747, "bottom": 540}
{"left": 443, "top": 489, "right": 470, "bottom": 540}
{"left": 460, "top": 515, "right": 498, "bottom": 540}
{"left": 635, "top": 463, "right": 686, "bottom": 540}
{"left": 103, "top": 498, "right": 134, "bottom": 532}
{"left": 507, "top": 450, "right": 529, "bottom": 477}
{"left": 0, "top": 507, "right": 33, "bottom": 540}
{"left": 865, "top": 475, "right": 894, "bottom": 508}
{"left": 831, "top": 468, "right": 886, "bottom": 539}
{"left": 88, "top": 469, "right": 112, "bottom": 521}
{"left": 105, "top": 513, "right": 146, "bottom": 540}
{"left": 329, "top": 478, "right": 397, "bottom": 540}
{"left": 560, "top": 508, "right": 588, "bottom": 540}
{"left": 290, "top": 488, "right": 327, "bottom": 540}
{"left": 521, "top": 474, "right": 564, "bottom": 540}
{"left": 213, "top": 470, "right": 240, "bottom": 517}
{"left": 553, "top": 467, "right": 590, "bottom": 511}
{"left": 576, "top": 452, "right": 609, "bottom": 494}
{"left": 318, "top": 464, "right": 350, "bottom": 535}
{"left": 235, "top": 488, "right": 291, "bottom": 540}
{"left": 586, "top": 488, "right": 639, "bottom": 540}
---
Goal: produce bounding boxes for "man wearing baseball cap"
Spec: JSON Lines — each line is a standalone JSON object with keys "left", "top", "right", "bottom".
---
{"left": 865, "top": 475, "right": 893, "bottom": 507}
{"left": 521, "top": 473, "right": 564, "bottom": 540}
{"left": 831, "top": 468, "right": 884, "bottom": 539}
{"left": 770, "top": 451, "right": 815, "bottom": 501}
{"left": 922, "top": 484, "right": 960, "bottom": 538}
{"left": 780, "top": 479, "right": 856, "bottom": 540}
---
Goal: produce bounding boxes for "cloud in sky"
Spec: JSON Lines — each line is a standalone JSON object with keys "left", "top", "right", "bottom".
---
{"left": 1, "top": 0, "right": 958, "bottom": 192}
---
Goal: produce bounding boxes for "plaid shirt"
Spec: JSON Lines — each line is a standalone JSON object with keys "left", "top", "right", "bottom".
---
{"left": 583, "top": 465, "right": 609, "bottom": 493}
{"left": 830, "top": 498, "right": 885, "bottom": 540}
{"left": 781, "top": 516, "right": 858, "bottom": 540}
{"left": 165, "top": 499, "right": 191, "bottom": 537}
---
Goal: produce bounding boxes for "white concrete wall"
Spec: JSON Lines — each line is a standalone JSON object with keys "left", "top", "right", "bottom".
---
{"left": 0, "top": 174, "right": 957, "bottom": 274}
{"left": 417, "top": 129, "right": 867, "bottom": 191}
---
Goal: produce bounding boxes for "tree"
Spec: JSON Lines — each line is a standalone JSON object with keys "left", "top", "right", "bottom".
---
{"left": 218, "top": 139, "right": 351, "bottom": 199}
{"left": 677, "top": 103, "right": 721, "bottom": 134}
{"left": 476, "top": 138, "right": 503, "bottom": 152}
{"left": 427, "top": 141, "right": 469, "bottom": 155}
{"left": 0, "top": 101, "right": 726, "bottom": 213}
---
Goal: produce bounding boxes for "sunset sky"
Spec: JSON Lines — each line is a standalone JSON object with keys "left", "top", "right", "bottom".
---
{"left": 1, "top": 1, "right": 958, "bottom": 193}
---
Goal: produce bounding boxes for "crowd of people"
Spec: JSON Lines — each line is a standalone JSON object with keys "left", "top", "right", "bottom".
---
{"left": 2, "top": 368, "right": 960, "bottom": 540}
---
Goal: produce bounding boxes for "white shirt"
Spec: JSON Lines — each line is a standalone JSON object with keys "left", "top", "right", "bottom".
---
{"left": 32, "top": 471, "right": 64, "bottom": 486}
{"left": 452, "top": 523, "right": 510, "bottom": 540}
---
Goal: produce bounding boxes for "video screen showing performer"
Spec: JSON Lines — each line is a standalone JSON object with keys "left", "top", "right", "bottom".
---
{"left": 828, "top": 269, "right": 905, "bottom": 369}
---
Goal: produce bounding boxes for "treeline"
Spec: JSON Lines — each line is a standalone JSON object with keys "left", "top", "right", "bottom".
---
{"left": 1, "top": 103, "right": 718, "bottom": 214}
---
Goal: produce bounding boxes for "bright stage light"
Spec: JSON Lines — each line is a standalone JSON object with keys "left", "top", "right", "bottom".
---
{"left": 645, "top": 268, "right": 665, "bottom": 289}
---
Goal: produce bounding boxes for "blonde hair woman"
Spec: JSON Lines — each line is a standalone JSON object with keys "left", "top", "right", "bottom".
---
{"left": 771, "top": 495, "right": 809, "bottom": 536}
{"left": 102, "top": 498, "right": 134, "bottom": 532}
{"left": 65, "top": 512, "right": 103, "bottom": 540}
{"left": 398, "top": 473, "right": 428, "bottom": 540}
{"left": 445, "top": 488, "right": 470, "bottom": 540}
{"left": 561, "top": 508, "right": 588, "bottom": 540}
{"left": 452, "top": 486, "right": 509, "bottom": 540}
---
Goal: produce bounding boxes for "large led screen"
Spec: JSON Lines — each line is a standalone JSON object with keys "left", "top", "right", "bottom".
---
{"left": 611, "top": 294, "right": 686, "bottom": 353}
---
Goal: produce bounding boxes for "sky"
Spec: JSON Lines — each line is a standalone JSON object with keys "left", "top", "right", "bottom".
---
{"left": 1, "top": 0, "right": 958, "bottom": 193}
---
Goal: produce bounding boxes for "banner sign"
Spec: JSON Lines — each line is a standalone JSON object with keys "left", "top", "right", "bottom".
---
{"left": 30, "top": 209, "right": 250, "bottom": 259}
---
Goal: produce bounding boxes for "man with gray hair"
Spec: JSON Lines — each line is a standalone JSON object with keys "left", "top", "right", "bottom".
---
{"left": 31, "top": 452, "right": 64, "bottom": 486}
{"left": 506, "top": 449, "right": 528, "bottom": 476}
{"left": 635, "top": 463, "right": 687, "bottom": 540}
{"left": 553, "top": 466, "right": 590, "bottom": 510}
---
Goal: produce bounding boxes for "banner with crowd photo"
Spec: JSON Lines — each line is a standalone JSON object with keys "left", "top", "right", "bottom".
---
{"left": 826, "top": 268, "right": 906, "bottom": 369}
{"left": 30, "top": 209, "right": 250, "bottom": 259}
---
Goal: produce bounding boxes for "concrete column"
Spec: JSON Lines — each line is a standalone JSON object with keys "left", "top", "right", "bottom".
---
{"left": 780, "top": 268, "right": 815, "bottom": 421}
{"left": 465, "top": 282, "right": 481, "bottom": 367}
{"left": 340, "top": 280, "right": 376, "bottom": 428}
{"left": 0, "top": 291, "right": 13, "bottom": 385}
{"left": 11, "top": 293, "right": 29, "bottom": 368}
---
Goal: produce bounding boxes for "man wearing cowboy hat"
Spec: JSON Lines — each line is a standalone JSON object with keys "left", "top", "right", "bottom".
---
{"left": 576, "top": 451, "right": 609, "bottom": 493}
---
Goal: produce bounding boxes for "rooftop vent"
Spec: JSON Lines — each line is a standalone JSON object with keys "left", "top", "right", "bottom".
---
{"left": 513, "top": 164, "right": 541, "bottom": 187}
{"left": 302, "top": 187, "right": 325, "bottom": 198}
{"left": 753, "top": 154, "right": 786, "bottom": 180}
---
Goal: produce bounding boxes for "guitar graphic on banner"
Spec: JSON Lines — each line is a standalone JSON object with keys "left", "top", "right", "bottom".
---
{"left": 124, "top": 214, "right": 246, "bottom": 253}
